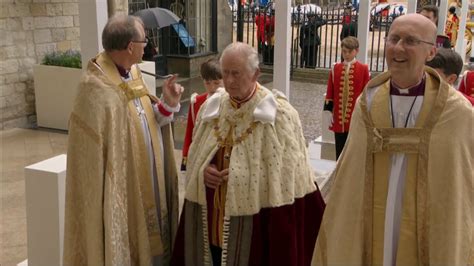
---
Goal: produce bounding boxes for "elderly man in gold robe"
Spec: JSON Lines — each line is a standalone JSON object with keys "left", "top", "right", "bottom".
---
{"left": 172, "top": 42, "right": 325, "bottom": 265}
{"left": 63, "top": 14, "right": 182, "bottom": 265}
{"left": 312, "top": 14, "right": 473, "bottom": 265}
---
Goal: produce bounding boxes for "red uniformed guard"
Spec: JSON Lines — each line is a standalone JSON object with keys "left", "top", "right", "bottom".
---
{"left": 181, "top": 58, "right": 223, "bottom": 170}
{"left": 324, "top": 36, "right": 370, "bottom": 159}
{"left": 457, "top": 69, "right": 474, "bottom": 105}
{"left": 445, "top": 6, "right": 459, "bottom": 47}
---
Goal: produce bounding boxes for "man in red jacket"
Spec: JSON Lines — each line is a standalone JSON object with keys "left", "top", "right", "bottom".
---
{"left": 324, "top": 36, "right": 370, "bottom": 159}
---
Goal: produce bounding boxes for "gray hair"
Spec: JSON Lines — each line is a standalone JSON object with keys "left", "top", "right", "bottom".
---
{"left": 102, "top": 13, "right": 143, "bottom": 51}
{"left": 220, "top": 42, "right": 260, "bottom": 73}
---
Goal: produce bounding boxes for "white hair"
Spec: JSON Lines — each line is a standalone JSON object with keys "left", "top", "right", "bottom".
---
{"left": 220, "top": 42, "right": 260, "bottom": 73}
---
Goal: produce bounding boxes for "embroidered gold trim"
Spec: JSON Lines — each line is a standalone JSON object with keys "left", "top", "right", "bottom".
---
{"left": 213, "top": 119, "right": 258, "bottom": 147}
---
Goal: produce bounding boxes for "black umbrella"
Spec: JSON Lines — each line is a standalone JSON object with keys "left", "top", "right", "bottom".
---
{"left": 134, "top": 7, "right": 180, "bottom": 30}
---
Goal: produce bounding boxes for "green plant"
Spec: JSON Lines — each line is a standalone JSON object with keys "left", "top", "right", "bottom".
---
{"left": 41, "top": 50, "right": 82, "bottom": 69}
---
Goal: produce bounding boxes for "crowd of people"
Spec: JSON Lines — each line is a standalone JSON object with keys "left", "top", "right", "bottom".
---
{"left": 62, "top": 4, "right": 472, "bottom": 265}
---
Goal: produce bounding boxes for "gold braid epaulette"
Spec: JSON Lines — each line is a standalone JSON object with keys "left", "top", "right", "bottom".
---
{"left": 213, "top": 119, "right": 258, "bottom": 147}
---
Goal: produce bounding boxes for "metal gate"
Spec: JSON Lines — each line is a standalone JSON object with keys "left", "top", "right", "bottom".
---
{"left": 230, "top": 2, "right": 405, "bottom": 73}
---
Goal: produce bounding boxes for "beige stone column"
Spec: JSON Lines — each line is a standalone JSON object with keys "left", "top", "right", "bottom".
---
{"left": 79, "top": 1, "right": 108, "bottom": 69}
{"left": 455, "top": 0, "right": 468, "bottom": 60}
{"left": 407, "top": 0, "right": 418, "bottom": 14}
{"left": 108, "top": 0, "right": 128, "bottom": 16}
{"left": 218, "top": 0, "right": 233, "bottom": 52}
{"left": 356, "top": 0, "right": 370, "bottom": 64}
{"left": 273, "top": 0, "right": 291, "bottom": 97}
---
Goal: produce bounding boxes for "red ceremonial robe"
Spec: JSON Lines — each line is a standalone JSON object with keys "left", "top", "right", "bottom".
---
{"left": 458, "top": 71, "right": 474, "bottom": 105}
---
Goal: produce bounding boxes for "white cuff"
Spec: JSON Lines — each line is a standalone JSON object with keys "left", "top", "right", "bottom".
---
{"left": 161, "top": 101, "right": 181, "bottom": 113}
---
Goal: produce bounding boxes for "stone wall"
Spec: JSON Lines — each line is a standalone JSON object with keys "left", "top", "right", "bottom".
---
{"left": 0, "top": 0, "right": 80, "bottom": 130}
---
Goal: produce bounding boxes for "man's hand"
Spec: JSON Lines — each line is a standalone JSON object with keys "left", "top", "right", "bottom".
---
{"left": 162, "top": 74, "right": 183, "bottom": 108}
{"left": 203, "top": 164, "right": 229, "bottom": 189}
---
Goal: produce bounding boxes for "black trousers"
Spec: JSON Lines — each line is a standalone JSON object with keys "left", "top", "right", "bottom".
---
{"left": 300, "top": 44, "right": 318, "bottom": 68}
{"left": 334, "top": 132, "right": 349, "bottom": 160}
{"left": 210, "top": 245, "right": 222, "bottom": 266}
{"left": 262, "top": 44, "right": 274, "bottom": 65}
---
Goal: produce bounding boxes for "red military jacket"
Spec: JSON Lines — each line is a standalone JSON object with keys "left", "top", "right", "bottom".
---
{"left": 181, "top": 92, "right": 208, "bottom": 170}
{"left": 458, "top": 71, "right": 474, "bottom": 105}
{"left": 445, "top": 14, "right": 459, "bottom": 47}
{"left": 324, "top": 60, "right": 370, "bottom": 133}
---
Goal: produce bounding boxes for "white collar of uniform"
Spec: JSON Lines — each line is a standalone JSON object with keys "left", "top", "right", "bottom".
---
{"left": 201, "top": 86, "right": 279, "bottom": 125}
{"left": 344, "top": 58, "right": 356, "bottom": 66}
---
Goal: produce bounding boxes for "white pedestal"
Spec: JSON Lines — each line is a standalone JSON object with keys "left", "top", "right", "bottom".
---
{"left": 139, "top": 60, "right": 156, "bottom": 96}
{"left": 25, "top": 154, "right": 67, "bottom": 266}
{"left": 312, "top": 136, "right": 336, "bottom": 161}
{"left": 308, "top": 129, "right": 337, "bottom": 201}
{"left": 321, "top": 111, "right": 335, "bottom": 143}
{"left": 321, "top": 95, "right": 335, "bottom": 144}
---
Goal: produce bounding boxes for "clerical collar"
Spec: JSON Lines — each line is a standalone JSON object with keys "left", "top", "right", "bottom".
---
{"left": 115, "top": 64, "right": 130, "bottom": 79}
{"left": 230, "top": 84, "right": 258, "bottom": 109}
{"left": 390, "top": 76, "right": 425, "bottom": 96}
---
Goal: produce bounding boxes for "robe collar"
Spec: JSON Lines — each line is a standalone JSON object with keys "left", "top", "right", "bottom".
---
{"left": 390, "top": 75, "right": 426, "bottom": 96}
{"left": 229, "top": 84, "right": 258, "bottom": 108}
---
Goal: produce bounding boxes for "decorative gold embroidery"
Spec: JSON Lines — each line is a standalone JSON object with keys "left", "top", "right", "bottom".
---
{"left": 119, "top": 81, "right": 149, "bottom": 101}
{"left": 213, "top": 119, "right": 258, "bottom": 147}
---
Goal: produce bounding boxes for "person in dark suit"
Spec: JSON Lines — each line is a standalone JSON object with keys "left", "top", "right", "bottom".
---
{"left": 299, "top": 12, "right": 327, "bottom": 68}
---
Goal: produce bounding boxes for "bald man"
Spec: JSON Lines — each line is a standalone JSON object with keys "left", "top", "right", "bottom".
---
{"left": 312, "top": 14, "right": 473, "bottom": 265}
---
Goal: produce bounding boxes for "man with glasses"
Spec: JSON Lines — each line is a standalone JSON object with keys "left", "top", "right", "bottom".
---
{"left": 64, "top": 14, "right": 182, "bottom": 265}
{"left": 312, "top": 14, "right": 473, "bottom": 265}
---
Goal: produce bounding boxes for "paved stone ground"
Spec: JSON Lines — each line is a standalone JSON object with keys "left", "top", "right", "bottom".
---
{"left": 263, "top": 79, "right": 326, "bottom": 142}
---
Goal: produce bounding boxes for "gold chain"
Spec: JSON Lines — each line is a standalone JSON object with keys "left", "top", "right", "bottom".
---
{"left": 213, "top": 119, "right": 258, "bottom": 147}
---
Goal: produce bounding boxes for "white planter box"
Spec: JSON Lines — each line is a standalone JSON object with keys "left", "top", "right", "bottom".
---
{"left": 34, "top": 62, "right": 156, "bottom": 131}
{"left": 33, "top": 65, "right": 83, "bottom": 130}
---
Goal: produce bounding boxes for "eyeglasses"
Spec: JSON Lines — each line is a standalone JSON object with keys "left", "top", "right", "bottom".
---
{"left": 384, "top": 35, "right": 434, "bottom": 47}
{"left": 131, "top": 37, "right": 148, "bottom": 44}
